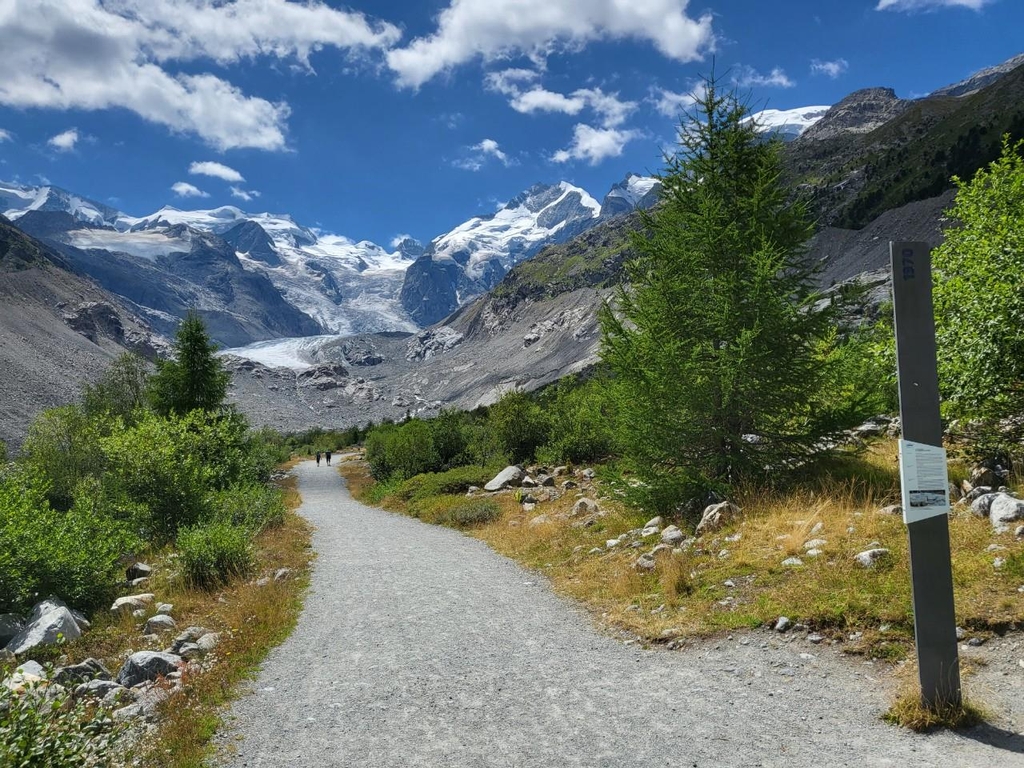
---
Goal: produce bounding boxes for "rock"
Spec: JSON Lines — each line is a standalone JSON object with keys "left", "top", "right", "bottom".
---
{"left": 571, "top": 498, "right": 600, "bottom": 517}
{"left": 643, "top": 516, "right": 664, "bottom": 530}
{"left": 484, "top": 466, "right": 525, "bottom": 492}
{"left": 156, "top": 603, "right": 173, "bottom": 615}
{"left": 195, "top": 632, "right": 221, "bottom": 653}
{"left": 28, "top": 597, "right": 70, "bottom": 623}
{"left": 805, "top": 548, "right": 823, "bottom": 557}
{"left": 177, "top": 643, "right": 204, "bottom": 660}
{"left": 111, "top": 594, "right": 155, "bottom": 616}
{"left": 113, "top": 703, "right": 144, "bottom": 721}
{"left": 965, "top": 485, "right": 993, "bottom": 502}
{"left": 126, "top": 562, "right": 153, "bottom": 582}
{"left": 129, "top": 577, "right": 150, "bottom": 587}
{"left": 606, "top": 538, "right": 621, "bottom": 549}
{"left": 854, "top": 548, "right": 891, "bottom": 568}
{"left": 520, "top": 476, "right": 539, "bottom": 488}
{"left": 635, "top": 554, "right": 657, "bottom": 571}
{"left": 809, "top": 522, "right": 824, "bottom": 536}
{"left": 781, "top": 557, "right": 803, "bottom": 567}
{"left": 803, "top": 538, "right": 828, "bottom": 550}
{"left": 520, "top": 493, "right": 538, "bottom": 505}
{"left": 649, "top": 543, "right": 673, "bottom": 557}
{"left": 70, "top": 610, "right": 91, "bottom": 630}
{"left": 53, "top": 658, "right": 110, "bottom": 686}
{"left": 0, "top": 614, "right": 24, "bottom": 646}
{"left": 990, "top": 494, "right": 1024, "bottom": 532}
{"left": 116, "top": 651, "right": 182, "bottom": 688}
{"left": 3, "top": 660, "right": 47, "bottom": 692}
{"left": 144, "top": 615, "right": 176, "bottom": 634}
{"left": 695, "top": 501, "right": 741, "bottom": 536}
{"left": 1016, "top": 525, "right": 1024, "bottom": 539}
{"left": 581, "top": 468, "right": 596, "bottom": 479}
{"left": 274, "top": 568, "right": 292, "bottom": 582}
{"left": 588, "top": 547, "right": 603, "bottom": 555}
{"left": 561, "top": 479, "right": 579, "bottom": 490}
{"left": 74, "top": 680, "right": 124, "bottom": 700}
{"left": 640, "top": 526, "right": 660, "bottom": 538}
{"left": 527, "top": 514, "right": 550, "bottom": 527}
{"left": 807, "top": 633, "right": 824, "bottom": 644}
{"left": 661, "top": 525, "right": 685, "bottom": 545}
{"left": 5, "top": 605, "right": 81, "bottom": 655}
{"left": 971, "top": 493, "right": 1001, "bottom": 518}
{"left": 539, "top": 475, "right": 556, "bottom": 487}
{"left": 876, "top": 505, "right": 902, "bottom": 516}
{"left": 256, "top": 577, "right": 270, "bottom": 587}
{"left": 552, "top": 466, "right": 569, "bottom": 477}
{"left": 775, "top": 616, "right": 793, "bottom": 632}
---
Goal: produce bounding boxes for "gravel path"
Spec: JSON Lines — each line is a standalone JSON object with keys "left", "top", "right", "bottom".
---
{"left": 219, "top": 460, "right": 1024, "bottom": 767}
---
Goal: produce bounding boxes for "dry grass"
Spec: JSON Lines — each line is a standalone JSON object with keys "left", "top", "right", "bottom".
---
{"left": 47, "top": 472, "right": 313, "bottom": 768}
{"left": 883, "top": 661, "right": 988, "bottom": 731}
{"left": 343, "top": 441, "right": 1024, "bottom": 660}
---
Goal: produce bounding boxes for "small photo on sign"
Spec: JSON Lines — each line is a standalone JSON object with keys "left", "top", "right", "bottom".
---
{"left": 910, "top": 490, "right": 947, "bottom": 508}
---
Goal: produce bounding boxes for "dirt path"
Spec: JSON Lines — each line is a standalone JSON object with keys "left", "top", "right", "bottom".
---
{"left": 218, "top": 459, "right": 1024, "bottom": 767}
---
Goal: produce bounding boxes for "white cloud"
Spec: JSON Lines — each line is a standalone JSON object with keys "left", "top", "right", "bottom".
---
{"left": 510, "top": 88, "right": 587, "bottom": 117}
{"left": 652, "top": 88, "right": 690, "bottom": 117}
{"left": 454, "top": 138, "right": 515, "bottom": 171}
{"left": 733, "top": 65, "right": 795, "bottom": 89}
{"left": 171, "top": 181, "right": 209, "bottom": 198}
{"left": 390, "top": 234, "right": 413, "bottom": 248}
{"left": 876, "top": 0, "right": 991, "bottom": 10}
{"left": 484, "top": 68, "right": 542, "bottom": 95}
{"left": 810, "top": 58, "right": 849, "bottom": 79}
{"left": 0, "top": 129, "right": 11, "bottom": 142}
{"left": 552, "top": 124, "right": 642, "bottom": 165}
{"left": 388, "top": 0, "right": 714, "bottom": 88}
{"left": 47, "top": 128, "right": 79, "bottom": 152}
{"left": 487, "top": 73, "right": 637, "bottom": 128}
{"left": 189, "top": 161, "right": 245, "bottom": 183}
{"left": 0, "top": 0, "right": 400, "bottom": 151}
{"left": 230, "top": 186, "right": 260, "bottom": 202}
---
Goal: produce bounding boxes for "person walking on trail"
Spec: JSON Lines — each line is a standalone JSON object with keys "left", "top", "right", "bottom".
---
{"left": 325, "top": 450, "right": 332, "bottom": 465}
{"left": 315, "top": 451, "right": 321, "bottom": 466}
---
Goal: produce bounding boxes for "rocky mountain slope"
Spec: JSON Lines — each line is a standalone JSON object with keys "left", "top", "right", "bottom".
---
{"left": 0, "top": 216, "right": 159, "bottom": 450}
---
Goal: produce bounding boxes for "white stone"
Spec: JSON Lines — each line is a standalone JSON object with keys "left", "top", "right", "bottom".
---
{"left": 854, "top": 548, "right": 891, "bottom": 568}
{"left": 781, "top": 557, "right": 803, "bottom": 567}
{"left": 483, "top": 465, "right": 525, "bottom": 492}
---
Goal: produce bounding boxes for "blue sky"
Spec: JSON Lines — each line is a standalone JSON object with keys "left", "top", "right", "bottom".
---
{"left": 0, "top": 0, "right": 1021, "bottom": 247}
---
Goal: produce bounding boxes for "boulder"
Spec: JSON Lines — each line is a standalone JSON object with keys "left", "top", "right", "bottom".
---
{"left": 971, "top": 493, "right": 1001, "bottom": 518}
{"left": 661, "top": 525, "right": 685, "bottom": 545}
{"left": 156, "top": 603, "right": 174, "bottom": 615}
{"left": 3, "top": 660, "right": 47, "bottom": 692}
{"left": 195, "top": 632, "right": 221, "bottom": 654}
{"left": 116, "top": 651, "right": 182, "bottom": 688}
{"left": 803, "top": 538, "right": 828, "bottom": 550}
{"left": 854, "top": 548, "right": 891, "bottom": 568}
{"left": 695, "top": 501, "right": 741, "bottom": 536}
{"left": 484, "top": 466, "right": 525, "bottom": 492}
{"left": 571, "top": 498, "right": 600, "bottom": 517}
{"left": 111, "top": 594, "right": 156, "bottom": 616}
{"left": 53, "top": 658, "right": 111, "bottom": 686}
{"left": 990, "top": 494, "right": 1024, "bottom": 532}
{"left": 126, "top": 562, "right": 153, "bottom": 581}
{"left": 5, "top": 606, "right": 82, "bottom": 655}
{"left": 781, "top": 557, "right": 803, "bottom": 567}
{"left": 28, "top": 597, "right": 69, "bottom": 623}
{"left": 775, "top": 616, "right": 793, "bottom": 632}
{"left": 144, "top": 615, "right": 177, "bottom": 634}
{"left": 635, "top": 554, "right": 657, "bottom": 571}
{"left": 0, "top": 614, "right": 23, "bottom": 646}
{"left": 644, "top": 516, "right": 664, "bottom": 530}
{"left": 520, "top": 476, "right": 539, "bottom": 488}
{"left": 538, "top": 475, "right": 556, "bottom": 487}
{"left": 552, "top": 466, "right": 569, "bottom": 477}
{"left": 74, "top": 680, "right": 125, "bottom": 700}
{"left": 177, "top": 643, "right": 204, "bottom": 660}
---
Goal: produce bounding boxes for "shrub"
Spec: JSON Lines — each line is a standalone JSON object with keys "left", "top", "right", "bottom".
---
{"left": 537, "top": 377, "right": 616, "bottom": 464}
{"left": 386, "top": 420, "right": 438, "bottom": 480}
{"left": 487, "top": 390, "right": 550, "bottom": 464}
{"left": 441, "top": 499, "right": 501, "bottom": 527}
{"left": 81, "top": 352, "right": 150, "bottom": 425}
{"left": 21, "top": 404, "right": 107, "bottom": 511}
{"left": 213, "top": 483, "right": 286, "bottom": 533}
{"left": 393, "top": 465, "right": 496, "bottom": 502}
{"left": 429, "top": 409, "right": 470, "bottom": 470}
{"left": 364, "top": 424, "right": 397, "bottom": 480}
{"left": 0, "top": 681, "right": 123, "bottom": 767}
{"left": 177, "top": 521, "right": 253, "bottom": 589}
{"left": 0, "top": 470, "right": 136, "bottom": 613}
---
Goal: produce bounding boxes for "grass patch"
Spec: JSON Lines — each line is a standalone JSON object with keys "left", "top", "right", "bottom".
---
{"left": 883, "top": 664, "right": 989, "bottom": 732}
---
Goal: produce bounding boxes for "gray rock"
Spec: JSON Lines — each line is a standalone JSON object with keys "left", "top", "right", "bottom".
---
{"left": 552, "top": 466, "right": 569, "bottom": 477}
{"left": 144, "top": 615, "right": 177, "bottom": 634}
{"left": 53, "top": 658, "right": 111, "bottom": 686}
{"left": 156, "top": 603, "right": 174, "bottom": 615}
{"left": 990, "top": 494, "right": 1024, "bottom": 532}
{"left": 5, "top": 605, "right": 82, "bottom": 655}
{"left": 971, "top": 493, "right": 1001, "bottom": 518}
{"left": 538, "top": 475, "right": 556, "bottom": 487}
{"left": 775, "top": 616, "right": 793, "bottom": 632}
{"left": 3, "top": 660, "right": 47, "bottom": 691}
{"left": 111, "top": 593, "right": 156, "bottom": 615}
{"left": 635, "top": 554, "right": 657, "bottom": 571}
{"left": 643, "top": 516, "right": 664, "bottom": 530}
{"left": 129, "top": 577, "right": 150, "bottom": 587}
{"left": 520, "top": 475, "right": 539, "bottom": 488}
{"left": 781, "top": 557, "right": 803, "bottom": 567}
{"left": 113, "top": 703, "right": 143, "bottom": 721}
{"left": 527, "top": 514, "right": 550, "bottom": 527}
{"left": 69, "top": 610, "right": 90, "bottom": 630}
{"left": 274, "top": 568, "right": 292, "bottom": 582}
{"left": 876, "top": 504, "right": 902, "bottom": 516}
{"left": 126, "top": 562, "right": 153, "bottom": 581}
{"left": 177, "top": 642, "right": 204, "bottom": 660}
{"left": 1016, "top": 525, "right": 1024, "bottom": 539}
{"left": 0, "top": 614, "right": 23, "bottom": 646}
{"left": 661, "top": 525, "right": 685, "bottom": 545}
{"left": 571, "top": 498, "right": 600, "bottom": 517}
{"left": 116, "top": 651, "right": 182, "bottom": 688}
{"left": 195, "top": 632, "right": 221, "bottom": 653}
{"left": 854, "top": 548, "right": 891, "bottom": 568}
{"left": 649, "top": 544, "right": 673, "bottom": 557}
{"left": 484, "top": 465, "right": 525, "bottom": 492}
{"left": 807, "top": 633, "right": 824, "bottom": 644}
{"left": 561, "top": 479, "right": 579, "bottom": 490}
{"left": 74, "top": 679, "right": 124, "bottom": 699}
{"left": 581, "top": 468, "right": 596, "bottom": 479}
{"left": 695, "top": 501, "right": 741, "bottom": 536}
{"left": 803, "top": 538, "right": 828, "bottom": 550}
{"left": 965, "top": 485, "right": 993, "bottom": 502}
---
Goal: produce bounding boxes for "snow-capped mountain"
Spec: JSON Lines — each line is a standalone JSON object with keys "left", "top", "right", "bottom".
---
{"left": 400, "top": 176, "right": 658, "bottom": 326}
{"left": 748, "top": 106, "right": 831, "bottom": 141}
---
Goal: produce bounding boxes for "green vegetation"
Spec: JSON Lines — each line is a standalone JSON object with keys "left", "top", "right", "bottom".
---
{"left": 933, "top": 136, "right": 1024, "bottom": 459}
{"left": 601, "top": 78, "right": 877, "bottom": 514}
{"left": 177, "top": 520, "right": 254, "bottom": 589}
{"left": 149, "top": 310, "right": 230, "bottom": 417}
{"left": 0, "top": 679, "right": 123, "bottom": 767}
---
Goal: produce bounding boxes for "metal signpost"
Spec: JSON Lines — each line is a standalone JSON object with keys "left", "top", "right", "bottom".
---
{"left": 890, "top": 241, "right": 961, "bottom": 709}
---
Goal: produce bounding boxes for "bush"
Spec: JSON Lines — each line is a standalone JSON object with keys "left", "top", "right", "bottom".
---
{"left": 21, "top": 405, "right": 107, "bottom": 511}
{"left": 0, "top": 470, "right": 137, "bottom": 613}
{"left": 364, "top": 424, "right": 397, "bottom": 480}
{"left": 0, "top": 681, "right": 122, "bottom": 767}
{"left": 429, "top": 409, "right": 470, "bottom": 470}
{"left": 487, "top": 390, "right": 550, "bottom": 464}
{"left": 393, "top": 465, "right": 496, "bottom": 502}
{"left": 440, "top": 499, "right": 501, "bottom": 527}
{"left": 213, "top": 483, "right": 286, "bottom": 533}
{"left": 177, "top": 521, "right": 253, "bottom": 589}
{"left": 537, "top": 377, "right": 616, "bottom": 464}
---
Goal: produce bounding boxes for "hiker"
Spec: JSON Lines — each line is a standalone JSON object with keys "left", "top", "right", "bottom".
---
{"left": 315, "top": 451, "right": 321, "bottom": 466}
{"left": 325, "top": 450, "right": 332, "bottom": 465}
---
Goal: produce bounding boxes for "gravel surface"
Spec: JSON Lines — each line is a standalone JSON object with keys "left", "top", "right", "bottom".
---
{"left": 218, "top": 460, "right": 1024, "bottom": 767}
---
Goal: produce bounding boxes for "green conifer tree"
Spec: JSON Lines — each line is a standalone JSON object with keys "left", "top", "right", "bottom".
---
{"left": 149, "top": 311, "right": 230, "bottom": 416}
{"left": 600, "top": 77, "right": 850, "bottom": 509}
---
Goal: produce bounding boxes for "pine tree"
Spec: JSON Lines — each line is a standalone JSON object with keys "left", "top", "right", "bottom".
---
{"left": 600, "top": 77, "right": 848, "bottom": 508}
{"left": 149, "top": 311, "right": 230, "bottom": 416}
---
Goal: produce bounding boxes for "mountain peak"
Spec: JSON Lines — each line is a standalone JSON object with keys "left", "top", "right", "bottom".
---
{"left": 799, "top": 88, "right": 906, "bottom": 142}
